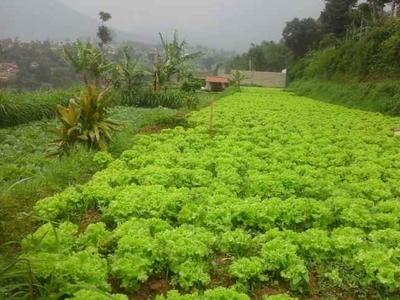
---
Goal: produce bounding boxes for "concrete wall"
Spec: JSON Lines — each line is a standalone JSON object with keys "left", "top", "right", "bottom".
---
{"left": 231, "top": 70, "right": 287, "bottom": 88}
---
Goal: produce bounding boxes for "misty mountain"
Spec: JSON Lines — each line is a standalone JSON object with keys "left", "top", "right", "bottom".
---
{"left": 0, "top": 0, "right": 98, "bottom": 41}
{"left": 0, "top": 0, "right": 150, "bottom": 43}
{"left": 0, "top": 0, "right": 325, "bottom": 51}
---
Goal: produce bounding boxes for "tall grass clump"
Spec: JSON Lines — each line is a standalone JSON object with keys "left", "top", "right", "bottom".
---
{"left": 115, "top": 89, "right": 189, "bottom": 109}
{"left": 0, "top": 88, "right": 81, "bottom": 128}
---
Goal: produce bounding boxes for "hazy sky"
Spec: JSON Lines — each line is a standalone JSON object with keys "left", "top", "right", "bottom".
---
{"left": 59, "top": 0, "right": 325, "bottom": 50}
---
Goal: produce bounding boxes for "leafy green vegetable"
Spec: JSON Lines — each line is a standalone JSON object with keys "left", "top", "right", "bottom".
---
{"left": 19, "top": 88, "right": 400, "bottom": 298}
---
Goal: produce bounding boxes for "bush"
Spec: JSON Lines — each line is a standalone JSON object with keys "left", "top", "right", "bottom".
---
{"left": 47, "top": 86, "right": 122, "bottom": 156}
{"left": 181, "top": 78, "right": 205, "bottom": 92}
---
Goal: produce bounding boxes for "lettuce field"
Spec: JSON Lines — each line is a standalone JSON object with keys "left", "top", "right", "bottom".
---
{"left": 21, "top": 88, "right": 400, "bottom": 299}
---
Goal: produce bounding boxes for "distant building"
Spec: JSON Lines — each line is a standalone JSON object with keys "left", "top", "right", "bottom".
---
{"left": 205, "top": 76, "right": 230, "bottom": 92}
{"left": 30, "top": 61, "right": 39, "bottom": 69}
{"left": 0, "top": 62, "right": 19, "bottom": 81}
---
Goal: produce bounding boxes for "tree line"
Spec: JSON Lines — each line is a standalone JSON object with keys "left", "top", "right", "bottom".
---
{"left": 227, "top": 0, "right": 400, "bottom": 73}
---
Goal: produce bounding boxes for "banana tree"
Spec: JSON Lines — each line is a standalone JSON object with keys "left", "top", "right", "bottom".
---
{"left": 111, "top": 47, "right": 149, "bottom": 90}
{"left": 154, "top": 31, "right": 203, "bottom": 90}
{"left": 232, "top": 70, "right": 247, "bottom": 91}
{"left": 63, "top": 40, "right": 114, "bottom": 87}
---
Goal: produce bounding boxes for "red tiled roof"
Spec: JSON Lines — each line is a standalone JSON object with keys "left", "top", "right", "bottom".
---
{"left": 205, "top": 76, "right": 229, "bottom": 83}
{"left": 0, "top": 62, "right": 17, "bottom": 68}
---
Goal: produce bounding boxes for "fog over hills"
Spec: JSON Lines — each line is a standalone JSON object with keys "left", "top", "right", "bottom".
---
{"left": 0, "top": 0, "right": 100, "bottom": 41}
{"left": 1, "top": 0, "right": 325, "bottom": 50}
{"left": 0, "top": 0, "right": 149, "bottom": 43}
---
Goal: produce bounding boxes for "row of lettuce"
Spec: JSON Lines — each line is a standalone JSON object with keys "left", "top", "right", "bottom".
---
{"left": 18, "top": 89, "right": 400, "bottom": 299}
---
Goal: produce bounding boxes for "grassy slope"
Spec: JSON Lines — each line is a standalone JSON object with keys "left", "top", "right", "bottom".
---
{"left": 287, "top": 80, "right": 400, "bottom": 116}
{"left": 0, "top": 106, "right": 174, "bottom": 250}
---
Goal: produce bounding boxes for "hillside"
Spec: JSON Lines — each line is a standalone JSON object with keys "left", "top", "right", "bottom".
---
{"left": 287, "top": 18, "right": 400, "bottom": 115}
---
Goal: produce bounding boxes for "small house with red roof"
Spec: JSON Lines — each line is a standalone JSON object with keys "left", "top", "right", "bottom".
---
{"left": 0, "top": 62, "right": 19, "bottom": 81}
{"left": 205, "top": 76, "right": 230, "bottom": 92}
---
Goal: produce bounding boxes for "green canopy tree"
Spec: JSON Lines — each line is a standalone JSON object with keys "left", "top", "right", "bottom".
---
{"left": 320, "top": 0, "right": 359, "bottom": 36}
{"left": 227, "top": 41, "right": 291, "bottom": 72}
{"left": 283, "top": 18, "right": 322, "bottom": 58}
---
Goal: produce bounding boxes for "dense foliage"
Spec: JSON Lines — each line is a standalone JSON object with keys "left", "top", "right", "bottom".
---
{"left": 290, "top": 18, "right": 400, "bottom": 82}
{"left": 319, "top": 0, "right": 359, "bottom": 36}
{"left": 287, "top": 17, "right": 400, "bottom": 110}
{"left": 228, "top": 2, "right": 400, "bottom": 76}
{"left": 282, "top": 18, "right": 321, "bottom": 59}
{"left": 21, "top": 88, "right": 400, "bottom": 299}
{"left": 0, "top": 39, "right": 80, "bottom": 91}
{"left": 227, "top": 41, "right": 290, "bottom": 72}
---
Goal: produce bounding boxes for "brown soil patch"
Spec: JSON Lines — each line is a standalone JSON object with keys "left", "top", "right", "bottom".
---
{"left": 79, "top": 209, "right": 102, "bottom": 232}
{"left": 208, "top": 254, "right": 234, "bottom": 288}
{"left": 131, "top": 277, "right": 170, "bottom": 300}
{"left": 252, "top": 281, "right": 289, "bottom": 300}
{"left": 136, "top": 112, "right": 190, "bottom": 135}
{"left": 309, "top": 271, "right": 319, "bottom": 299}
{"left": 110, "top": 276, "right": 125, "bottom": 294}
{"left": 136, "top": 124, "right": 174, "bottom": 135}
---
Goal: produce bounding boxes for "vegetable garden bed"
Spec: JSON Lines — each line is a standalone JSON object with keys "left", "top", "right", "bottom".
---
{"left": 17, "top": 88, "right": 400, "bottom": 299}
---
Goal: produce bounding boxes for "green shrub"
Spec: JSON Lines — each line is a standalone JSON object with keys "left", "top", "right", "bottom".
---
{"left": 181, "top": 78, "right": 205, "bottom": 92}
{"left": 47, "top": 86, "right": 122, "bottom": 156}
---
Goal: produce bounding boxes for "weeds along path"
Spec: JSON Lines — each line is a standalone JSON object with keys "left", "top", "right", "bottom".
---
{"left": 20, "top": 88, "right": 400, "bottom": 299}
